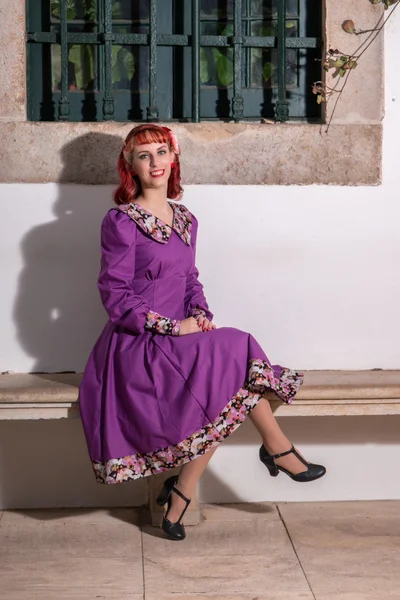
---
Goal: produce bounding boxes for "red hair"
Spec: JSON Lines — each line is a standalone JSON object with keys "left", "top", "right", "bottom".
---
{"left": 113, "top": 124, "right": 183, "bottom": 205}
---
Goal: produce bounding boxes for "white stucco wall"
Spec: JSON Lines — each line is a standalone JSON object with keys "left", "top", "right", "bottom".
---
{"left": 0, "top": 18, "right": 399, "bottom": 508}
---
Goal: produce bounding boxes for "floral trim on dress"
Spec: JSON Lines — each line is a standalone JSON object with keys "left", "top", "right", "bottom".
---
{"left": 145, "top": 311, "right": 181, "bottom": 336}
{"left": 247, "top": 359, "right": 302, "bottom": 404}
{"left": 92, "top": 360, "right": 304, "bottom": 484}
{"left": 190, "top": 307, "right": 208, "bottom": 321}
{"left": 171, "top": 203, "right": 192, "bottom": 246}
{"left": 117, "top": 202, "right": 192, "bottom": 246}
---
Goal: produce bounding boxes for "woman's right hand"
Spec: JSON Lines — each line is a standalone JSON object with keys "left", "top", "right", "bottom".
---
{"left": 179, "top": 317, "right": 202, "bottom": 336}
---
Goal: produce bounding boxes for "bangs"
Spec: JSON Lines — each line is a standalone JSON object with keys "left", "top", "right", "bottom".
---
{"left": 132, "top": 128, "right": 169, "bottom": 148}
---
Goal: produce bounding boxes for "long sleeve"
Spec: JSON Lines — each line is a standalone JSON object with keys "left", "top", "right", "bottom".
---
{"left": 184, "top": 214, "right": 214, "bottom": 321}
{"left": 98, "top": 210, "right": 180, "bottom": 336}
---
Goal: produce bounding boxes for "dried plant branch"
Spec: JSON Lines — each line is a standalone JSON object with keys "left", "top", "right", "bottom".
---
{"left": 324, "top": 71, "right": 352, "bottom": 135}
{"left": 313, "top": 1, "right": 399, "bottom": 134}
{"left": 355, "top": 2, "right": 398, "bottom": 61}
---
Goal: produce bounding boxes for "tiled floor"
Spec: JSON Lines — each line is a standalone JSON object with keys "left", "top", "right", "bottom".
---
{"left": 1, "top": 501, "right": 399, "bottom": 600}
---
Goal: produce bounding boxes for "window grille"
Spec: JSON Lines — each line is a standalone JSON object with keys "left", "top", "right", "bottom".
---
{"left": 26, "top": 0, "right": 322, "bottom": 122}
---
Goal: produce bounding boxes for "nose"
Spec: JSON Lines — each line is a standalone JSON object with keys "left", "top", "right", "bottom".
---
{"left": 149, "top": 154, "right": 157, "bottom": 168}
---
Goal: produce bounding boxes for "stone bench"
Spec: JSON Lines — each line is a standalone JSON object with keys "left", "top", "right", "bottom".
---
{"left": 1, "top": 370, "right": 400, "bottom": 525}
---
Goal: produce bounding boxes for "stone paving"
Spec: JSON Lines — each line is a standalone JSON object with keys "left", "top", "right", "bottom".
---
{"left": 1, "top": 501, "right": 399, "bottom": 600}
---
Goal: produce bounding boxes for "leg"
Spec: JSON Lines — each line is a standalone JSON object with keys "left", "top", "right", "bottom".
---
{"left": 249, "top": 397, "right": 308, "bottom": 475}
{"left": 167, "top": 446, "right": 218, "bottom": 523}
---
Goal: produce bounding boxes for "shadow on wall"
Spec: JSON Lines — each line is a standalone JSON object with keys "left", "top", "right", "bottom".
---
{"left": 13, "top": 133, "right": 124, "bottom": 373}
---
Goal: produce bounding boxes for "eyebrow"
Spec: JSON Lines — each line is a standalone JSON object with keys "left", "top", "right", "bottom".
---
{"left": 138, "top": 145, "right": 167, "bottom": 154}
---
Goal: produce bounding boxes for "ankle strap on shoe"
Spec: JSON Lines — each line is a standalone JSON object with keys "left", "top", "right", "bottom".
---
{"left": 171, "top": 483, "right": 191, "bottom": 505}
{"left": 271, "top": 445, "right": 295, "bottom": 459}
{"left": 272, "top": 445, "right": 309, "bottom": 467}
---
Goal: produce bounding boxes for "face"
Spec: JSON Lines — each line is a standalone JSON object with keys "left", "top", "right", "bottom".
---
{"left": 131, "top": 141, "right": 174, "bottom": 189}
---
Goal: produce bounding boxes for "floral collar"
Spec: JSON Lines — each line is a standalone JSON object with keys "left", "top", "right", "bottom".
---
{"left": 118, "top": 201, "right": 192, "bottom": 246}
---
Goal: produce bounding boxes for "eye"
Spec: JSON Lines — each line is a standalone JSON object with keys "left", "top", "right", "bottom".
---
{"left": 139, "top": 154, "right": 149, "bottom": 160}
{"left": 158, "top": 149, "right": 167, "bottom": 155}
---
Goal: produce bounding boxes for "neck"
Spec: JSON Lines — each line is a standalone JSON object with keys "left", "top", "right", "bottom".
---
{"left": 138, "top": 186, "right": 169, "bottom": 210}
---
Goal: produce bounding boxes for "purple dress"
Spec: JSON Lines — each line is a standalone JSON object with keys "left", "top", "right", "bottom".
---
{"left": 79, "top": 202, "right": 304, "bottom": 484}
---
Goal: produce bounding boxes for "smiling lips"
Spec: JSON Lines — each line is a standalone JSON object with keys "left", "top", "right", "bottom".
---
{"left": 150, "top": 169, "right": 165, "bottom": 178}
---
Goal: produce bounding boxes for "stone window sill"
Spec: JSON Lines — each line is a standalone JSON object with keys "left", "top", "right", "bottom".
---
{"left": 0, "top": 121, "right": 382, "bottom": 185}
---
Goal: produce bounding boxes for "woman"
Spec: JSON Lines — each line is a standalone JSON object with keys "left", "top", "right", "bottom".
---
{"left": 79, "top": 124, "right": 326, "bottom": 541}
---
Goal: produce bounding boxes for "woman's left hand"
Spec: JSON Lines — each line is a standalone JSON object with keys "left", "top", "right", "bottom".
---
{"left": 196, "top": 315, "right": 217, "bottom": 332}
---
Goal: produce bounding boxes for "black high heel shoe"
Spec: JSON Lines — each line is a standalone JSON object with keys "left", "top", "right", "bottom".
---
{"left": 259, "top": 445, "right": 326, "bottom": 482}
{"left": 156, "top": 475, "right": 191, "bottom": 541}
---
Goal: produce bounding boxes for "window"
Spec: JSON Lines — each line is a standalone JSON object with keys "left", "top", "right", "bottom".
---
{"left": 26, "top": 0, "right": 322, "bottom": 122}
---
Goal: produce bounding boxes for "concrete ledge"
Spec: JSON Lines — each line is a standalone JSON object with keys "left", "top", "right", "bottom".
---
{"left": 1, "top": 370, "right": 399, "bottom": 419}
{"left": 0, "top": 122, "right": 382, "bottom": 186}
{"left": 0, "top": 373, "right": 81, "bottom": 404}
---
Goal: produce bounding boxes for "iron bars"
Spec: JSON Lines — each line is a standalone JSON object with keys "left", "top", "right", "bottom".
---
{"left": 192, "top": 0, "right": 201, "bottom": 123}
{"left": 275, "top": 0, "right": 289, "bottom": 122}
{"left": 27, "top": 0, "right": 321, "bottom": 123}
{"left": 58, "top": 0, "right": 69, "bottom": 120}
{"left": 147, "top": 0, "right": 159, "bottom": 121}
{"left": 232, "top": 0, "right": 244, "bottom": 121}
{"left": 102, "top": 0, "right": 115, "bottom": 120}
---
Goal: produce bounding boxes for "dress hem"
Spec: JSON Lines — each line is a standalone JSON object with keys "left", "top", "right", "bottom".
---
{"left": 92, "top": 360, "right": 304, "bottom": 485}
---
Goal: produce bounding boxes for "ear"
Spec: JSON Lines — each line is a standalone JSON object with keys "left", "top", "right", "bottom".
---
{"left": 123, "top": 150, "right": 133, "bottom": 166}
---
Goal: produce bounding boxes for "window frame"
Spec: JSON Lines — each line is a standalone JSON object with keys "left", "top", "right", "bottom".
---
{"left": 26, "top": 0, "right": 322, "bottom": 123}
